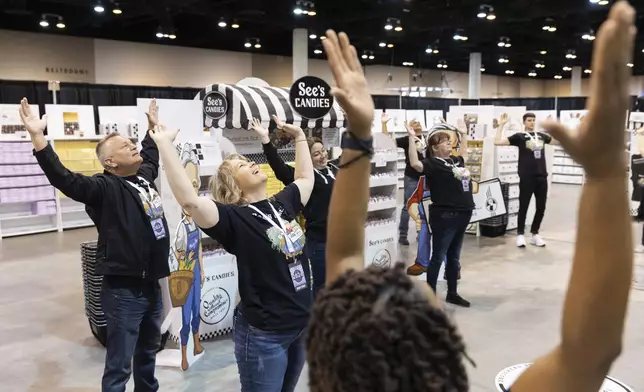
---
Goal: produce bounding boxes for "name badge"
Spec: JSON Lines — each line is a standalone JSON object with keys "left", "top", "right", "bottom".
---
{"left": 462, "top": 179, "right": 470, "bottom": 192}
{"left": 287, "top": 224, "right": 304, "bottom": 244}
{"left": 534, "top": 149, "right": 542, "bottom": 159}
{"left": 151, "top": 218, "right": 167, "bottom": 240}
{"left": 288, "top": 260, "right": 308, "bottom": 292}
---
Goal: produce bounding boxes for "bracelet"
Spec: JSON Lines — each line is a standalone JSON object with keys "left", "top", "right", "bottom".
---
{"left": 338, "top": 151, "right": 371, "bottom": 169}
{"left": 295, "top": 139, "right": 307, "bottom": 143}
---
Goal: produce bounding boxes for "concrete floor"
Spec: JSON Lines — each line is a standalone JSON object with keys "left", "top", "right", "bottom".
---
{"left": 1, "top": 184, "right": 644, "bottom": 392}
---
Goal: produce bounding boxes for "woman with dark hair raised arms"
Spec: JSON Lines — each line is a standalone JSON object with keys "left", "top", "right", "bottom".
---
{"left": 307, "top": 1, "right": 636, "bottom": 389}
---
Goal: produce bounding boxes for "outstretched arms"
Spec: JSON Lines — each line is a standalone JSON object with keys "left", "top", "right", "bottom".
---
{"left": 251, "top": 118, "right": 296, "bottom": 185}
{"left": 407, "top": 126, "right": 424, "bottom": 173}
{"left": 150, "top": 125, "right": 221, "bottom": 229}
{"left": 272, "top": 116, "right": 314, "bottom": 206}
{"left": 322, "top": 31, "right": 375, "bottom": 285}
{"left": 513, "top": 2, "right": 635, "bottom": 391}
{"left": 137, "top": 99, "right": 161, "bottom": 182}
{"left": 495, "top": 113, "right": 511, "bottom": 146}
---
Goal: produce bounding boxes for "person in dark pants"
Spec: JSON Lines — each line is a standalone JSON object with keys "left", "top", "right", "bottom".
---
{"left": 408, "top": 122, "right": 472, "bottom": 307}
{"left": 19, "top": 98, "right": 171, "bottom": 392}
{"left": 495, "top": 112, "right": 560, "bottom": 248}
{"left": 382, "top": 112, "right": 425, "bottom": 246}
{"left": 251, "top": 118, "right": 337, "bottom": 296}
{"left": 152, "top": 114, "right": 315, "bottom": 392}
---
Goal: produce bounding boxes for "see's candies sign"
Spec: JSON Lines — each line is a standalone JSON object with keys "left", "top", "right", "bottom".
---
{"left": 203, "top": 91, "right": 228, "bottom": 121}
{"left": 289, "top": 76, "right": 334, "bottom": 120}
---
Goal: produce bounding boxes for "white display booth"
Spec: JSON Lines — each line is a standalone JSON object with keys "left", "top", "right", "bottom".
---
{"left": 97, "top": 106, "right": 138, "bottom": 137}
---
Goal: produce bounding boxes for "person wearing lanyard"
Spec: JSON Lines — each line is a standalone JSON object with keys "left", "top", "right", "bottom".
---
{"left": 407, "top": 122, "right": 472, "bottom": 307}
{"left": 20, "top": 98, "right": 172, "bottom": 392}
{"left": 495, "top": 112, "right": 560, "bottom": 248}
{"left": 251, "top": 118, "right": 338, "bottom": 295}
{"left": 382, "top": 112, "right": 426, "bottom": 246}
{"left": 149, "top": 114, "right": 314, "bottom": 392}
{"left": 308, "top": 9, "right": 635, "bottom": 391}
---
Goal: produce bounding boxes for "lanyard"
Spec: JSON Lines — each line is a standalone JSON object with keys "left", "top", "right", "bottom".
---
{"left": 126, "top": 177, "right": 154, "bottom": 204}
{"left": 247, "top": 202, "right": 296, "bottom": 252}
{"left": 314, "top": 166, "right": 336, "bottom": 184}
{"left": 435, "top": 157, "right": 458, "bottom": 169}
{"left": 524, "top": 131, "right": 541, "bottom": 143}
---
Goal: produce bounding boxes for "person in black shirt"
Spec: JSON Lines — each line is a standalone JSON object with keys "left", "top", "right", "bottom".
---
{"left": 251, "top": 118, "right": 337, "bottom": 296}
{"left": 495, "top": 112, "right": 560, "bottom": 248}
{"left": 150, "top": 115, "right": 314, "bottom": 392}
{"left": 408, "top": 122, "right": 472, "bottom": 307}
{"left": 19, "top": 98, "right": 170, "bottom": 392}
{"left": 382, "top": 112, "right": 426, "bottom": 245}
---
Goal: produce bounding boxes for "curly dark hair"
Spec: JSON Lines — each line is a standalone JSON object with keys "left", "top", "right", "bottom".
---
{"left": 307, "top": 263, "right": 470, "bottom": 392}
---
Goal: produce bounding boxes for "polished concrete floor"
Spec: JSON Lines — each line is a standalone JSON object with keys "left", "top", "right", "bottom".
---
{"left": 1, "top": 184, "right": 644, "bottom": 392}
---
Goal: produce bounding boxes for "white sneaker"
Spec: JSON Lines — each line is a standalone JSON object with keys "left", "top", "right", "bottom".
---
{"left": 516, "top": 235, "right": 526, "bottom": 248}
{"left": 635, "top": 245, "right": 644, "bottom": 254}
{"left": 531, "top": 234, "right": 546, "bottom": 247}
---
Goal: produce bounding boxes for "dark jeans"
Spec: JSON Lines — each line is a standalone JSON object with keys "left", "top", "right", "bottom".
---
{"left": 518, "top": 176, "right": 548, "bottom": 235}
{"left": 233, "top": 309, "right": 307, "bottom": 392}
{"left": 305, "top": 238, "right": 326, "bottom": 297}
{"left": 101, "top": 277, "right": 163, "bottom": 392}
{"left": 399, "top": 176, "right": 420, "bottom": 239}
{"left": 426, "top": 210, "right": 472, "bottom": 293}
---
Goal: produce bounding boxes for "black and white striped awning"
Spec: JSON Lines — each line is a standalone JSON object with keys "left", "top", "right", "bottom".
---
{"left": 195, "top": 83, "right": 347, "bottom": 130}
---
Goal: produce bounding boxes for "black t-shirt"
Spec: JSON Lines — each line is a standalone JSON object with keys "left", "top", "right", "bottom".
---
{"left": 507, "top": 132, "right": 552, "bottom": 178}
{"left": 631, "top": 154, "right": 644, "bottom": 202}
{"left": 397, "top": 136, "right": 425, "bottom": 180}
{"left": 422, "top": 155, "right": 475, "bottom": 211}
{"left": 200, "top": 184, "right": 312, "bottom": 331}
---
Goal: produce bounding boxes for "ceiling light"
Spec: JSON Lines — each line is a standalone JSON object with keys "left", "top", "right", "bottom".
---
{"left": 293, "top": 7, "right": 303, "bottom": 14}
{"left": 477, "top": 4, "right": 495, "bottom": 20}
{"left": 320, "top": 35, "right": 326, "bottom": 40}
{"left": 56, "top": 17, "right": 65, "bottom": 29}
{"left": 94, "top": 2, "right": 105, "bottom": 13}
{"left": 566, "top": 49, "right": 577, "bottom": 59}
{"left": 39, "top": 15, "right": 49, "bottom": 27}
{"left": 540, "top": 50, "right": 547, "bottom": 55}
{"left": 554, "top": 75, "right": 563, "bottom": 79}
{"left": 314, "top": 49, "right": 322, "bottom": 54}
{"left": 487, "top": 13, "right": 496, "bottom": 20}
{"left": 387, "top": 43, "right": 394, "bottom": 48}
{"left": 218, "top": 19, "right": 227, "bottom": 28}
{"left": 542, "top": 18, "right": 556, "bottom": 32}
{"left": 453, "top": 29, "right": 468, "bottom": 41}
{"left": 369, "top": 55, "right": 374, "bottom": 60}
{"left": 308, "top": 10, "right": 316, "bottom": 16}
{"left": 112, "top": 2, "right": 122, "bottom": 14}
{"left": 244, "top": 41, "right": 252, "bottom": 48}
{"left": 362, "top": 50, "right": 375, "bottom": 60}
{"left": 394, "top": 26, "right": 403, "bottom": 32}
{"left": 425, "top": 46, "right": 437, "bottom": 54}
{"left": 563, "top": 66, "right": 572, "bottom": 71}
{"left": 169, "top": 34, "right": 176, "bottom": 40}
{"left": 627, "top": 63, "right": 634, "bottom": 67}
{"left": 536, "top": 62, "right": 546, "bottom": 68}
{"left": 505, "top": 70, "right": 515, "bottom": 75}
{"left": 384, "top": 17, "right": 394, "bottom": 30}
{"left": 584, "top": 69, "right": 592, "bottom": 74}
{"left": 254, "top": 43, "right": 261, "bottom": 49}
{"left": 231, "top": 22, "right": 240, "bottom": 29}
{"left": 480, "top": 67, "right": 485, "bottom": 72}
{"left": 582, "top": 30, "right": 596, "bottom": 40}
{"left": 528, "top": 71, "right": 537, "bottom": 77}
{"left": 498, "top": 56, "right": 509, "bottom": 64}
{"left": 437, "top": 60, "right": 448, "bottom": 69}
{"left": 379, "top": 42, "right": 386, "bottom": 47}
{"left": 477, "top": 11, "right": 487, "bottom": 18}
{"left": 402, "top": 62, "right": 414, "bottom": 67}
{"left": 589, "top": 0, "right": 599, "bottom": 3}
{"left": 598, "top": 0, "right": 608, "bottom": 4}
{"left": 498, "top": 36, "right": 511, "bottom": 48}
{"left": 361, "top": 54, "right": 367, "bottom": 59}
{"left": 309, "top": 34, "right": 317, "bottom": 39}
{"left": 156, "top": 32, "right": 164, "bottom": 38}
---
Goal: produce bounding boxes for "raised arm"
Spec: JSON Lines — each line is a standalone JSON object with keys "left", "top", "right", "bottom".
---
{"left": 137, "top": 99, "right": 161, "bottom": 182}
{"left": 495, "top": 113, "right": 511, "bottom": 146}
{"left": 406, "top": 126, "right": 424, "bottom": 173}
{"left": 19, "top": 98, "right": 105, "bottom": 205}
{"left": 381, "top": 112, "right": 391, "bottom": 136}
{"left": 273, "top": 115, "right": 314, "bottom": 206}
{"left": 251, "top": 118, "right": 296, "bottom": 185}
{"left": 513, "top": 3, "right": 635, "bottom": 391}
{"left": 322, "top": 31, "right": 375, "bottom": 284}
{"left": 150, "top": 125, "right": 220, "bottom": 229}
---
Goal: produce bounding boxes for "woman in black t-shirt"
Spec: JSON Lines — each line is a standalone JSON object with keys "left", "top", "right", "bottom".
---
{"left": 251, "top": 118, "right": 338, "bottom": 296}
{"left": 408, "top": 122, "right": 473, "bottom": 307}
{"left": 150, "top": 115, "right": 315, "bottom": 392}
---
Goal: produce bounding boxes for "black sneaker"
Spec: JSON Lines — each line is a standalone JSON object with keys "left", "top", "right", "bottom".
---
{"left": 446, "top": 293, "right": 470, "bottom": 308}
{"left": 399, "top": 238, "right": 410, "bottom": 246}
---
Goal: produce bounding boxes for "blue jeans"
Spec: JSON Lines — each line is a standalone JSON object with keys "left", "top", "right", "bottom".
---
{"left": 101, "top": 277, "right": 163, "bottom": 392}
{"left": 233, "top": 310, "right": 307, "bottom": 392}
{"left": 417, "top": 191, "right": 432, "bottom": 268}
{"left": 426, "top": 210, "right": 472, "bottom": 293}
{"left": 180, "top": 261, "right": 201, "bottom": 345}
{"left": 399, "top": 176, "right": 419, "bottom": 240}
{"left": 305, "top": 238, "right": 326, "bottom": 297}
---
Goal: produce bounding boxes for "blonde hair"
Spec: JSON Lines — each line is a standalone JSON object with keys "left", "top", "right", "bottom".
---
{"left": 209, "top": 153, "right": 250, "bottom": 205}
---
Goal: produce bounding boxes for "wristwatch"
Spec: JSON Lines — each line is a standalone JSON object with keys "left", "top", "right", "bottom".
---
{"left": 341, "top": 131, "right": 374, "bottom": 156}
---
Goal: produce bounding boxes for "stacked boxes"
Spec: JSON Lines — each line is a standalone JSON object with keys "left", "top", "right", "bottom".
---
{"left": 54, "top": 140, "right": 102, "bottom": 198}
{"left": 0, "top": 141, "right": 56, "bottom": 206}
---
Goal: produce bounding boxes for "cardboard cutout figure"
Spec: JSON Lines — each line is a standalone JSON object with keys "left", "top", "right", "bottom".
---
{"left": 168, "top": 142, "right": 205, "bottom": 371}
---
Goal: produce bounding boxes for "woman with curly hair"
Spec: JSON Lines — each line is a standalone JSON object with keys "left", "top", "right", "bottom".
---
{"left": 150, "top": 114, "right": 315, "bottom": 391}
{"left": 309, "top": 3, "right": 635, "bottom": 390}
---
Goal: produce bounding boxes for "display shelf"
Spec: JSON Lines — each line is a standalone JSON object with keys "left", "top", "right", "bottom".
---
{"left": 369, "top": 174, "right": 399, "bottom": 188}
{"left": 368, "top": 198, "right": 398, "bottom": 212}
{"left": 59, "top": 197, "right": 93, "bottom": 229}
{"left": 0, "top": 140, "right": 59, "bottom": 238}
{"left": 551, "top": 146, "right": 584, "bottom": 185}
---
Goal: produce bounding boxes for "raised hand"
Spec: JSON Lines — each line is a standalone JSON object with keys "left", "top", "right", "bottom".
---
{"left": 405, "top": 121, "right": 415, "bottom": 137}
{"left": 18, "top": 98, "right": 47, "bottom": 136}
{"left": 272, "top": 115, "right": 304, "bottom": 139}
{"left": 381, "top": 112, "right": 390, "bottom": 124}
{"left": 149, "top": 124, "right": 180, "bottom": 144}
{"left": 250, "top": 118, "right": 270, "bottom": 144}
{"left": 499, "top": 113, "right": 509, "bottom": 126}
{"left": 146, "top": 99, "right": 159, "bottom": 130}
{"left": 322, "top": 30, "right": 374, "bottom": 139}
{"left": 541, "top": 1, "right": 635, "bottom": 178}
{"left": 456, "top": 118, "right": 468, "bottom": 134}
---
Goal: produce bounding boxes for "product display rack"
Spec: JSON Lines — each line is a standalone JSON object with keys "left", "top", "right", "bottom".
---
{"left": 493, "top": 144, "right": 520, "bottom": 231}
{"left": 551, "top": 146, "right": 584, "bottom": 185}
{"left": 464, "top": 140, "right": 484, "bottom": 235}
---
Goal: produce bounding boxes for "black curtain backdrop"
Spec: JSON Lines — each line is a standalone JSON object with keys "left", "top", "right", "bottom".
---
{"left": 1, "top": 79, "right": 632, "bottom": 122}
